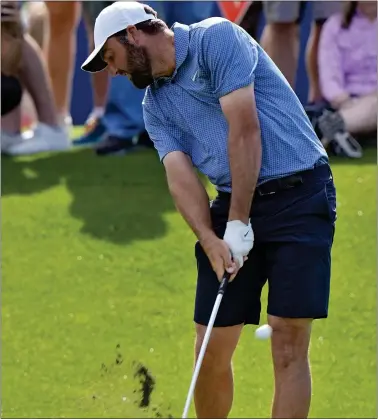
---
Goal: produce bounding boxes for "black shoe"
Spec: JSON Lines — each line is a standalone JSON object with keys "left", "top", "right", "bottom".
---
{"left": 318, "top": 110, "right": 363, "bottom": 158}
{"left": 329, "top": 132, "right": 363, "bottom": 158}
{"left": 95, "top": 135, "right": 138, "bottom": 156}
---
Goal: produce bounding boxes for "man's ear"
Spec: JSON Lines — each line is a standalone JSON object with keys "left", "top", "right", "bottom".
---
{"left": 126, "top": 25, "right": 139, "bottom": 45}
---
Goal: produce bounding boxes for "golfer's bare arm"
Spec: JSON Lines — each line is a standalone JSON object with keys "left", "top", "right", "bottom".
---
{"left": 163, "top": 152, "right": 216, "bottom": 245}
{"left": 220, "top": 84, "right": 262, "bottom": 224}
{"left": 161, "top": 85, "right": 261, "bottom": 241}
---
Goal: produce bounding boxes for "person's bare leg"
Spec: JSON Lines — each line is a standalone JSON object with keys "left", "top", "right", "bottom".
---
{"left": 21, "top": 3, "right": 50, "bottom": 129}
{"left": 1, "top": 105, "right": 22, "bottom": 134}
{"left": 45, "top": 1, "right": 81, "bottom": 122}
{"left": 1, "top": 16, "right": 23, "bottom": 134}
{"left": 269, "top": 316, "right": 312, "bottom": 419}
{"left": 194, "top": 324, "right": 243, "bottom": 418}
{"left": 91, "top": 72, "right": 108, "bottom": 111}
{"left": 5, "top": 33, "right": 70, "bottom": 155}
{"left": 19, "top": 33, "right": 58, "bottom": 127}
{"left": 83, "top": 16, "right": 108, "bottom": 113}
{"left": 305, "top": 22, "right": 323, "bottom": 103}
{"left": 26, "top": 1, "right": 49, "bottom": 52}
{"left": 260, "top": 22, "right": 299, "bottom": 88}
{"left": 339, "top": 93, "right": 377, "bottom": 135}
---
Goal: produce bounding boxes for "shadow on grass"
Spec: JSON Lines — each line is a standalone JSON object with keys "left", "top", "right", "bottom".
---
{"left": 5, "top": 143, "right": 370, "bottom": 246}
{"left": 2, "top": 148, "right": 177, "bottom": 245}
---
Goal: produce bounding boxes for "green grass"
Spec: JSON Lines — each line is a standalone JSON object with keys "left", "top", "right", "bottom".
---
{"left": 2, "top": 132, "right": 376, "bottom": 418}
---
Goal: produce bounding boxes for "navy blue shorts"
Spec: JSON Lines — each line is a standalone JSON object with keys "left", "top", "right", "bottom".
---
{"left": 194, "top": 163, "right": 337, "bottom": 327}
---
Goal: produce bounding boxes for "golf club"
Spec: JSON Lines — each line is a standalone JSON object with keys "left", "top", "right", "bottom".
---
{"left": 182, "top": 271, "right": 231, "bottom": 418}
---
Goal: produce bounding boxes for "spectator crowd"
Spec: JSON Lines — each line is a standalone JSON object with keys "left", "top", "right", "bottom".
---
{"left": 2, "top": 1, "right": 377, "bottom": 158}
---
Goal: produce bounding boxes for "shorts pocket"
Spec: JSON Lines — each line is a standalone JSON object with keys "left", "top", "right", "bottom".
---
{"left": 210, "top": 196, "right": 229, "bottom": 237}
{"left": 323, "top": 179, "right": 337, "bottom": 224}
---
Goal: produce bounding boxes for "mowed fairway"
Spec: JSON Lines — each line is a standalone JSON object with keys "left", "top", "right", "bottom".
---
{"left": 2, "top": 136, "right": 376, "bottom": 418}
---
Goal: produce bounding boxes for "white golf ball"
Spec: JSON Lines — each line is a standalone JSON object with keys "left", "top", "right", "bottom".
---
{"left": 255, "top": 324, "right": 272, "bottom": 340}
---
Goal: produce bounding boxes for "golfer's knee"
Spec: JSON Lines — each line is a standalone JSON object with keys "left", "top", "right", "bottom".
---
{"left": 195, "top": 337, "right": 229, "bottom": 374}
{"left": 194, "top": 324, "right": 241, "bottom": 373}
{"left": 269, "top": 316, "right": 312, "bottom": 370}
{"left": 195, "top": 342, "right": 225, "bottom": 375}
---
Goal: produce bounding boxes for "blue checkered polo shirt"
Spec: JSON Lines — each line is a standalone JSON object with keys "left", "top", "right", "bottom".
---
{"left": 142, "top": 18, "right": 328, "bottom": 193}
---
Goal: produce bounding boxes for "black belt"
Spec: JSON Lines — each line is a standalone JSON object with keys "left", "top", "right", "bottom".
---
{"left": 256, "top": 174, "right": 303, "bottom": 196}
{"left": 256, "top": 164, "right": 331, "bottom": 196}
{"left": 217, "top": 163, "right": 331, "bottom": 200}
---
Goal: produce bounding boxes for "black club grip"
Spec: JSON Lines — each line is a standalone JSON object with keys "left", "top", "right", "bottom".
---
{"left": 218, "top": 272, "right": 231, "bottom": 295}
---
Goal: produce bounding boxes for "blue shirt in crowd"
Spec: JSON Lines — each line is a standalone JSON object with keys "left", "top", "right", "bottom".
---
{"left": 143, "top": 18, "right": 328, "bottom": 193}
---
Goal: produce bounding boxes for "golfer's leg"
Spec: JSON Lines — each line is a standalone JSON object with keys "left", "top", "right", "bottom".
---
{"left": 194, "top": 323, "right": 243, "bottom": 419}
{"left": 269, "top": 316, "right": 312, "bottom": 419}
{"left": 264, "top": 169, "right": 336, "bottom": 418}
{"left": 260, "top": 2, "right": 300, "bottom": 88}
{"left": 193, "top": 210, "right": 265, "bottom": 419}
{"left": 193, "top": 237, "right": 245, "bottom": 419}
{"left": 267, "top": 237, "right": 333, "bottom": 419}
{"left": 267, "top": 238, "right": 330, "bottom": 419}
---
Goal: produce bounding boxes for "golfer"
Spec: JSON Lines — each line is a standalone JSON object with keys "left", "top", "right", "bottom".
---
{"left": 82, "top": 2, "right": 337, "bottom": 418}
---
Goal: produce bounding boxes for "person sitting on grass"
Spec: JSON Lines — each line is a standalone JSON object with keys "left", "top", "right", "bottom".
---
{"left": 317, "top": 1, "right": 377, "bottom": 158}
{"left": 1, "top": 1, "right": 70, "bottom": 156}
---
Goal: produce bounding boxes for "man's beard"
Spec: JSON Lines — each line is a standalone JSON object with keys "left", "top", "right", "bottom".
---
{"left": 121, "top": 43, "right": 154, "bottom": 89}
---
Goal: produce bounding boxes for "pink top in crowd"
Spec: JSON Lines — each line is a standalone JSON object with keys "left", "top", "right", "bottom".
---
{"left": 318, "top": 11, "right": 377, "bottom": 102}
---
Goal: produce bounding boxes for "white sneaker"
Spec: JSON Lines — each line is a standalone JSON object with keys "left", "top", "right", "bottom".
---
{"left": 6, "top": 123, "right": 71, "bottom": 156}
{"left": 58, "top": 114, "right": 73, "bottom": 136}
{"left": 1, "top": 131, "right": 24, "bottom": 154}
{"left": 332, "top": 131, "right": 363, "bottom": 159}
{"left": 65, "top": 115, "right": 73, "bottom": 136}
{"left": 64, "top": 114, "right": 73, "bottom": 129}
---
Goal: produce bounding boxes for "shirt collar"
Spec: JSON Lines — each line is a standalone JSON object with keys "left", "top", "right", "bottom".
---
{"left": 171, "top": 22, "right": 190, "bottom": 77}
{"left": 153, "top": 22, "right": 190, "bottom": 88}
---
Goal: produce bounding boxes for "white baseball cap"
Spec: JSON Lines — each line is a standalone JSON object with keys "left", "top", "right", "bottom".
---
{"left": 81, "top": 1, "right": 157, "bottom": 73}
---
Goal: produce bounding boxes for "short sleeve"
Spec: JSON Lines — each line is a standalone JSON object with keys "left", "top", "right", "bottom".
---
{"left": 201, "top": 20, "right": 258, "bottom": 98}
{"left": 143, "top": 106, "right": 186, "bottom": 162}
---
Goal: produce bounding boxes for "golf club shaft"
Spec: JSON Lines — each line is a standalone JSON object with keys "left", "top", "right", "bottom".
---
{"left": 182, "top": 273, "right": 230, "bottom": 418}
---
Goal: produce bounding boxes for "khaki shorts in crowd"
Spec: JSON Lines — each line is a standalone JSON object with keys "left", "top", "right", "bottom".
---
{"left": 263, "top": 1, "right": 342, "bottom": 24}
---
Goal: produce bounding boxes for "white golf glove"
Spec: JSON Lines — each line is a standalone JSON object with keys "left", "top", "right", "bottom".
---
{"left": 223, "top": 220, "right": 254, "bottom": 269}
